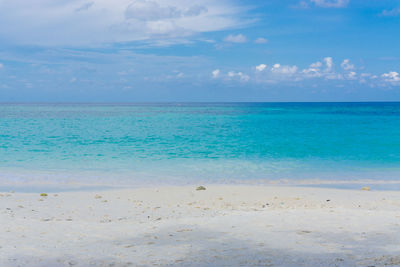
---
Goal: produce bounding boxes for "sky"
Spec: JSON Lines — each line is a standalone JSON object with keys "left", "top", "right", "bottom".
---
{"left": 0, "top": 0, "right": 399, "bottom": 102}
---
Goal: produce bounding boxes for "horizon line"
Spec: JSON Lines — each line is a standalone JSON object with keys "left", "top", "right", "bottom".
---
{"left": 1, "top": 101, "right": 400, "bottom": 104}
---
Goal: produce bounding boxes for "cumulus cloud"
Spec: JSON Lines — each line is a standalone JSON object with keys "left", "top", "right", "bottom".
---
{"left": 310, "top": 61, "right": 322, "bottom": 68}
{"left": 302, "top": 61, "right": 323, "bottom": 77}
{"left": 382, "top": 71, "right": 400, "bottom": 83}
{"left": 341, "top": 59, "right": 354, "bottom": 70}
{"left": 346, "top": 71, "right": 357, "bottom": 80}
{"left": 217, "top": 57, "right": 398, "bottom": 88}
{"left": 254, "top": 37, "right": 268, "bottom": 44}
{"left": 255, "top": 64, "right": 267, "bottom": 72}
{"left": 323, "top": 57, "right": 333, "bottom": 71}
{"left": 212, "top": 69, "right": 220, "bottom": 78}
{"left": 271, "top": 64, "right": 298, "bottom": 75}
{"left": 228, "top": 71, "right": 250, "bottom": 81}
{"left": 0, "top": 0, "right": 245, "bottom": 46}
{"left": 310, "top": 0, "right": 349, "bottom": 8}
{"left": 224, "top": 34, "right": 247, "bottom": 43}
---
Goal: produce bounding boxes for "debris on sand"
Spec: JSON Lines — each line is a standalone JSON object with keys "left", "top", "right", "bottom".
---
{"left": 361, "top": 187, "right": 371, "bottom": 191}
{"left": 196, "top": 186, "right": 206, "bottom": 191}
{"left": 40, "top": 193, "right": 48, "bottom": 197}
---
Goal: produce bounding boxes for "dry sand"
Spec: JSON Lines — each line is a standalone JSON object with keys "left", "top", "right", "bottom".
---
{"left": 1, "top": 185, "right": 400, "bottom": 266}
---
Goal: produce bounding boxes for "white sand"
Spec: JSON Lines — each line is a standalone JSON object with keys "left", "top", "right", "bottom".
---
{"left": 1, "top": 185, "right": 400, "bottom": 266}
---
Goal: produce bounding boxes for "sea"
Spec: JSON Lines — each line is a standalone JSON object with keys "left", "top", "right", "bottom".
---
{"left": 1, "top": 102, "right": 400, "bottom": 191}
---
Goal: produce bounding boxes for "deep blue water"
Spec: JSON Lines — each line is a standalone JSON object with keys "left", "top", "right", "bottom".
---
{"left": 1, "top": 102, "right": 400, "bottom": 188}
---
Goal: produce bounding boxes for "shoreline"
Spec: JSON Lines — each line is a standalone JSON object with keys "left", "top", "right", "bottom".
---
{"left": 2, "top": 184, "right": 400, "bottom": 266}
{"left": 3, "top": 178, "right": 400, "bottom": 193}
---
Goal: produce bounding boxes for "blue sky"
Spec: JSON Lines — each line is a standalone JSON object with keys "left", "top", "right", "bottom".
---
{"left": 0, "top": 0, "right": 399, "bottom": 102}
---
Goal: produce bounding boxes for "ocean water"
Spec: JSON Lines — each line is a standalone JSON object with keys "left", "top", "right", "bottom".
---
{"left": 1, "top": 103, "right": 400, "bottom": 189}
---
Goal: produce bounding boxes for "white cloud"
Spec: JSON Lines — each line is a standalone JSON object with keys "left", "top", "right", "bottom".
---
{"left": 382, "top": 71, "right": 400, "bottom": 83}
{"left": 224, "top": 34, "right": 247, "bottom": 43}
{"left": 228, "top": 71, "right": 250, "bottom": 81}
{"left": 0, "top": 0, "right": 246, "bottom": 46}
{"left": 125, "top": 1, "right": 181, "bottom": 21}
{"left": 323, "top": 57, "right": 333, "bottom": 71}
{"left": 325, "top": 73, "right": 343, "bottom": 80}
{"left": 238, "top": 72, "right": 250, "bottom": 81}
{"left": 310, "top": 0, "right": 349, "bottom": 8}
{"left": 75, "top": 2, "right": 94, "bottom": 12}
{"left": 341, "top": 59, "right": 354, "bottom": 70}
{"left": 302, "top": 61, "right": 322, "bottom": 77}
{"left": 302, "top": 69, "right": 320, "bottom": 77}
{"left": 271, "top": 63, "right": 298, "bottom": 75}
{"left": 346, "top": 71, "right": 357, "bottom": 80}
{"left": 212, "top": 69, "right": 220, "bottom": 78}
{"left": 210, "top": 57, "right": 399, "bottom": 89}
{"left": 0, "top": 63, "right": 3, "bottom": 69}
{"left": 254, "top": 37, "right": 268, "bottom": 44}
{"left": 272, "top": 64, "right": 280, "bottom": 69}
{"left": 255, "top": 64, "right": 267, "bottom": 72}
{"left": 310, "top": 61, "right": 322, "bottom": 68}
{"left": 125, "top": 1, "right": 208, "bottom": 21}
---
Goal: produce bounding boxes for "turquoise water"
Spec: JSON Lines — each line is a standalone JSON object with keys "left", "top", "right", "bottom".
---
{"left": 1, "top": 103, "right": 400, "bottom": 188}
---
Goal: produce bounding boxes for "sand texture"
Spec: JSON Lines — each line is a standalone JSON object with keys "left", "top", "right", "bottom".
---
{"left": 1, "top": 185, "right": 400, "bottom": 266}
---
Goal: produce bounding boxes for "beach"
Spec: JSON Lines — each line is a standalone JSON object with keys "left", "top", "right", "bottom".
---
{"left": 2, "top": 185, "right": 400, "bottom": 267}
{"left": 2, "top": 0, "right": 400, "bottom": 265}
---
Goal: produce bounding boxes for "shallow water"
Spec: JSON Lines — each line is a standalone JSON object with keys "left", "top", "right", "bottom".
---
{"left": 1, "top": 102, "right": 400, "bottom": 188}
